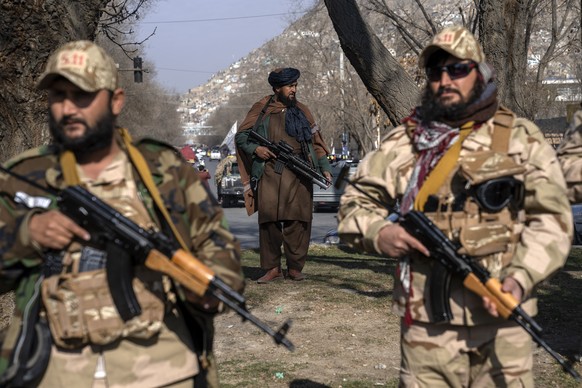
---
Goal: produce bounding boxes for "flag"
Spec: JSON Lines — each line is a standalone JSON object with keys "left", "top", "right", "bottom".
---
{"left": 221, "top": 121, "right": 237, "bottom": 154}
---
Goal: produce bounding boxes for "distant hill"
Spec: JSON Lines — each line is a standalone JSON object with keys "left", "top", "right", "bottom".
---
{"left": 178, "top": 0, "right": 580, "bottom": 145}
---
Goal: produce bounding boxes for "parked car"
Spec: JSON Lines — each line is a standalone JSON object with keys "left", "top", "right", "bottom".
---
{"left": 572, "top": 203, "right": 582, "bottom": 245}
{"left": 313, "top": 159, "right": 359, "bottom": 212}
{"left": 217, "top": 159, "right": 244, "bottom": 208}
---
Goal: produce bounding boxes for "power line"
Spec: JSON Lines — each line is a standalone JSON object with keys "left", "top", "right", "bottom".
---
{"left": 139, "top": 11, "right": 305, "bottom": 24}
{"left": 157, "top": 67, "right": 215, "bottom": 74}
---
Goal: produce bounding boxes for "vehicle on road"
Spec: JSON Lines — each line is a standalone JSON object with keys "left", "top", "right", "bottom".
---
{"left": 210, "top": 146, "right": 222, "bottom": 160}
{"left": 313, "top": 159, "right": 359, "bottom": 212}
{"left": 216, "top": 157, "right": 244, "bottom": 208}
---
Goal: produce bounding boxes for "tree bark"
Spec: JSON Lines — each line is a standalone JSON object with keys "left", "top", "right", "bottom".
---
{"left": 323, "top": 0, "right": 418, "bottom": 126}
{"left": 478, "top": 0, "right": 531, "bottom": 117}
{"left": 0, "top": 0, "right": 108, "bottom": 159}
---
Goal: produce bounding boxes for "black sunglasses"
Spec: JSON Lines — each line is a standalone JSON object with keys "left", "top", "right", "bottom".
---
{"left": 426, "top": 62, "right": 478, "bottom": 82}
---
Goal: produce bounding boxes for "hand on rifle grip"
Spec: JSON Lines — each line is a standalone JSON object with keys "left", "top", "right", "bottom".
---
{"left": 482, "top": 276, "right": 523, "bottom": 318}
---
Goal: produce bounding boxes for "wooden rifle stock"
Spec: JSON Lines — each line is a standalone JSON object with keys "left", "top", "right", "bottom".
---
{"left": 145, "top": 249, "right": 209, "bottom": 296}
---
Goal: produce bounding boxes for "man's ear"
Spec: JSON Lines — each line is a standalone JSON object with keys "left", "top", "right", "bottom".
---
{"left": 111, "top": 88, "right": 126, "bottom": 115}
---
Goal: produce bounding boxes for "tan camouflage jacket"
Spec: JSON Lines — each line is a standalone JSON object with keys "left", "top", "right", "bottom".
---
{"left": 557, "top": 109, "right": 582, "bottom": 203}
{"left": 0, "top": 131, "right": 244, "bottom": 387}
{"left": 214, "top": 155, "right": 237, "bottom": 187}
{"left": 338, "top": 113, "right": 572, "bottom": 326}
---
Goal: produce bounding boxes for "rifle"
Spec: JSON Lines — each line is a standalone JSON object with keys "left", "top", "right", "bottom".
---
{"left": 0, "top": 272, "right": 52, "bottom": 387}
{"left": 248, "top": 130, "right": 331, "bottom": 189}
{"left": 0, "top": 166, "right": 295, "bottom": 354}
{"left": 335, "top": 166, "right": 581, "bottom": 381}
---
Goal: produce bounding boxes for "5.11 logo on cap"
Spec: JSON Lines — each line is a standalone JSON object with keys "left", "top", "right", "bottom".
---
{"left": 57, "top": 50, "right": 87, "bottom": 70}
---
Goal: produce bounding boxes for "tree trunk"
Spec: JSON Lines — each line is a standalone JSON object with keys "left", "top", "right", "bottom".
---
{"left": 323, "top": 0, "right": 418, "bottom": 126}
{"left": 0, "top": 0, "right": 108, "bottom": 159}
{"left": 478, "top": 0, "right": 531, "bottom": 117}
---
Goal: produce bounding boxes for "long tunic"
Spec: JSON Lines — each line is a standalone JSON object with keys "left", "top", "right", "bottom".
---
{"left": 258, "top": 108, "right": 313, "bottom": 223}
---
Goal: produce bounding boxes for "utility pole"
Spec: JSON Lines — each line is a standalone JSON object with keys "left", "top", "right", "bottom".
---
{"left": 339, "top": 50, "right": 349, "bottom": 159}
{"left": 116, "top": 57, "right": 146, "bottom": 83}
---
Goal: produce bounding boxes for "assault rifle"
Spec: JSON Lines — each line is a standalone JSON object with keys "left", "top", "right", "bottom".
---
{"left": 335, "top": 166, "right": 581, "bottom": 382}
{"left": 0, "top": 166, "right": 295, "bottom": 355}
{"left": 248, "top": 130, "right": 331, "bottom": 189}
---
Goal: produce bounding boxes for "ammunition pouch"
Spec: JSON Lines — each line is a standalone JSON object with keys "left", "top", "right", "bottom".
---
{"left": 41, "top": 268, "right": 165, "bottom": 349}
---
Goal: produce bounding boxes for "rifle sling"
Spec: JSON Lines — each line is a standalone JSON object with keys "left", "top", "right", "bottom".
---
{"left": 118, "top": 128, "right": 190, "bottom": 252}
{"left": 414, "top": 121, "right": 474, "bottom": 211}
{"left": 251, "top": 95, "right": 274, "bottom": 134}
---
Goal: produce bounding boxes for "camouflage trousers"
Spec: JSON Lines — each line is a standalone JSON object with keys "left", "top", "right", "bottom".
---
{"left": 399, "top": 319, "right": 533, "bottom": 388}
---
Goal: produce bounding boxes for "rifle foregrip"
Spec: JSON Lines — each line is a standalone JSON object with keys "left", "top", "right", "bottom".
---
{"left": 145, "top": 249, "right": 208, "bottom": 297}
{"left": 172, "top": 250, "right": 216, "bottom": 284}
{"left": 463, "top": 274, "right": 514, "bottom": 319}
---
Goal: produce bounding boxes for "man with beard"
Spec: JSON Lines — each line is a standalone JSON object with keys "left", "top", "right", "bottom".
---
{"left": 0, "top": 41, "right": 244, "bottom": 387}
{"left": 235, "top": 68, "right": 332, "bottom": 283}
{"left": 338, "top": 26, "right": 571, "bottom": 386}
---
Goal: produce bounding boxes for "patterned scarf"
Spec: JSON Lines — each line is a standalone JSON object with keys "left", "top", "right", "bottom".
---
{"left": 400, "top": 119, "right": 459, "bottom": 213}
{"left": 285, "top": 106, "right": 313, "bottom": 143}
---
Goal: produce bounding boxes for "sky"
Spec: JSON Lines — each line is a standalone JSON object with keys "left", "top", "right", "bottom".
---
{"left": 136, "top": 0, "right": 317, "bottom": 93}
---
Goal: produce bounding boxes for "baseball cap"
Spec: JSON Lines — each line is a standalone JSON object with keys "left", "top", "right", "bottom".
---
{"left": 419, "top": 25, "right": 485, "bottom": 69}
{"left": 37, "top": 40, "right": 119, "bottom": 92}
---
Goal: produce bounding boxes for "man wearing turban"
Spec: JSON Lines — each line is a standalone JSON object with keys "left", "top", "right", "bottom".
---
{"left": 235, "top": 67, "right": 332, "bottom": 283}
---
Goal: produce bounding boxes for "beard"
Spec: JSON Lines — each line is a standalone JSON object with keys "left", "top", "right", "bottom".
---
{"left": 419, "top": 81, "right": 485, "bottom": 124}
{"left": 49, "top": 107, "right": 116, "bottom": 156}
{"left": 277, "top": 91, "right": 297, "bottom": 107}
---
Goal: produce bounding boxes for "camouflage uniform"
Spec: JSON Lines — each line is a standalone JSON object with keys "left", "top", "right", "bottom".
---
{"left": 0, "top": 132, "right": 244, "bottom": 387}
{"left": 338, "top": 26, "right": 572, "bottom": 387}
{"left": 557, "top": 109, "right": 582, "bottom": 202}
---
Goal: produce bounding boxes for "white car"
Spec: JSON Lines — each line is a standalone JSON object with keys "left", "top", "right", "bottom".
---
{"left": 210, "top": 149, "right": 222, "bottom": 160}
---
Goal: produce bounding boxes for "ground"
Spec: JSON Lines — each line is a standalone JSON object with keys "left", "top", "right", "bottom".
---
{"left": 212, "top": 246, "right": 582, "bottom": 388}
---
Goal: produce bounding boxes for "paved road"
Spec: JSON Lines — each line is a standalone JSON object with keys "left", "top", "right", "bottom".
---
{"left": 222, "top": 207, "right": 339, "bottom": 249}
{"left": 202, "top": 158, "right": 339, "bottom": 249}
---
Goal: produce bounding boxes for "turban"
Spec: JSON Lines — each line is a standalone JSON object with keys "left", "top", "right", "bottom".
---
{"left": 268, "top": 67, "right": 300, "bottom": 88}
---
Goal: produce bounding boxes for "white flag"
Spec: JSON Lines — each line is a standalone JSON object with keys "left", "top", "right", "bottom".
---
{"left": 221, "top": 121, "right": 238, "bottom": 154}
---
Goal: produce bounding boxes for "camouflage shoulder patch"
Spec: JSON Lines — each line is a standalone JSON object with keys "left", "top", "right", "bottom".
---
{"left": 378, "top": 125, "right": 409, "bottom": 148}
{"left": 2, "top": 145, "right": 57, "bottom": 169}
{"left": 135, "top": 138, "right": 184, "bottom": 170}
{"left": 513, "top": 117, "right": 543, "bottom": 138}
{"left": 135, "top": 137, "right": 181, "bottom": 157}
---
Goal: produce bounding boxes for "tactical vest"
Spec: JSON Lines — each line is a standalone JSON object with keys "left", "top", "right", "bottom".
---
{"left": 41, "top": 151, "right": 168, "bottom": 349}
{"left": 415, "top": 108, "right": 525, "bottom": 278}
